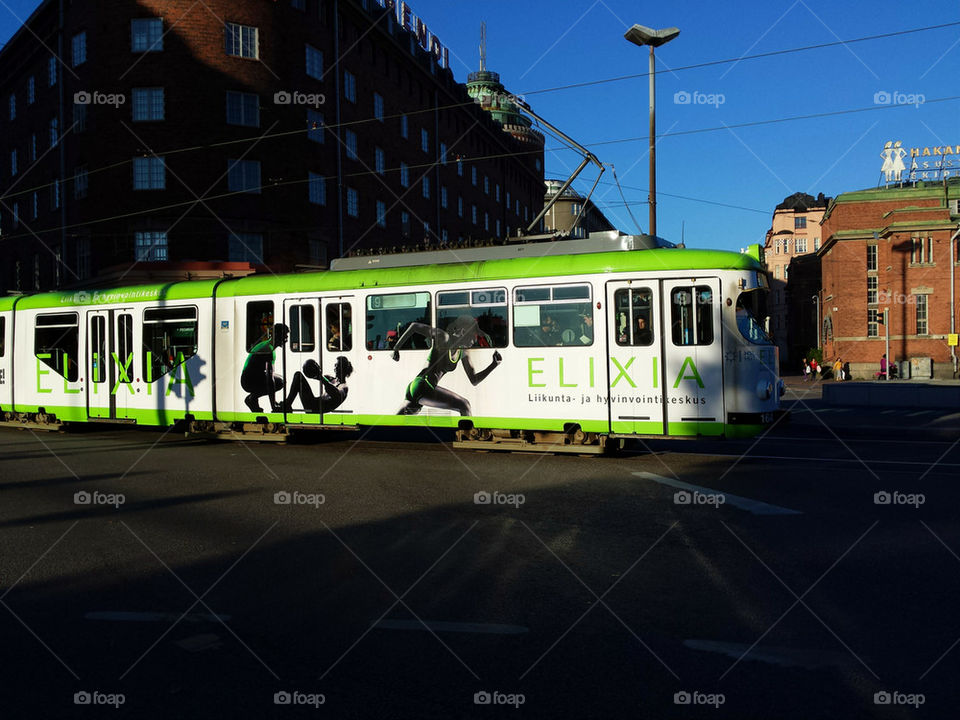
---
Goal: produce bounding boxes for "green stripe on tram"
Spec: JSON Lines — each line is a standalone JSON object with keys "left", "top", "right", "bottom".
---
{"left": 13, "top": 248, "right": 761, "bottom": 309}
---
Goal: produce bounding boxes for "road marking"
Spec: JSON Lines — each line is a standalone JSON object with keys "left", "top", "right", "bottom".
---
{"left": 85, "top": 611, "right": 231, "bottom": 623}
{"left": 684, "top": 639, "right": 851, "bottom": 669}
{"left": 906, "top": 410, "right": 932, "bottom": 417}
{"left": 372, "top": 620, "right": 528, "bottom": 635}
{"left": 880, "top": 409, "right": 898, "bottom": 414}
{"left": 631, "top": 472, "right": 802, "bottom": 515}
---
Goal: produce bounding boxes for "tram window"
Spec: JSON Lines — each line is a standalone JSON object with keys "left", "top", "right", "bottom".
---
{"left": 670, "top": 286, "right": 714, "bottom": 346}
{"left": 142, "top": 306, "right": 198, "bottom": 380}
{"left": 90, "top": 315, "right": 107, "bottom": 383}
{"left": 437, "top": 288, "right": 507, "bottom": 348}
{"left": 326, "top": 303, "right": 353, "bottom": 352}
{"left": 366, "top": 292, "right": 432, "bottom": 350}
{"left": 0, "top": 317, "right": 5, "bottom": 357}
{"left": 614, "top": 288, "right": 654, "bottom": 347}
{"left": 735, "top": 292, "right": 773, "bottom": 345}
{"left": 513, "top": 284, "right": 593, "bottom": 347}
{"left": 117, "top": 314, "right": 134, "bottom": 383}
{"left": 246, "top": 301, "right": 274, "bottom": 351}
{"left": 289, "top": 304, "right": 316, "bottom": 352}
{"left": 34, "top": 312, "right": 79, "bottom": 381}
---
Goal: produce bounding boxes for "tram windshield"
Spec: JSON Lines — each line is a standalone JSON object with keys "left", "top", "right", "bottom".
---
{"left": 735, "top": 290, "right": 773, "bottom": 345}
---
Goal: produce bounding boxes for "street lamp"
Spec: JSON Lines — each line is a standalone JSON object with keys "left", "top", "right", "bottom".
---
{"left": 811, "top": 294, "right": 821, "bottom": 352}
{"left": 624, "top": 24, "right": 680, "bottom": 238}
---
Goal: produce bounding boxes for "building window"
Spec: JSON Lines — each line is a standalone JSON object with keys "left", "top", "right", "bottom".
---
{"left": 76, "top": 237, "right": 90, "bottom": 279}
{"left": 774, "top": 241, "right": 780, "bottom": 255}
{"left": 133, "top": 157, "right": 165, "bottom": 190}
{"left": 484, "top": 212, "right": 489, "bottom": 231}
{"left": 50, "top": 178, "right": 60, "bottom": 210}
{"left": 916, "top": 295, "right": 928, "bottom": 335}
{"left": 471, "top": 167, "right": 477, "bottom": 186}
{"left": 74, "top": 166, "right": 88, "bottom": 199}
{"left": 867, "top": 244, "right": 877, "bottom": 271}
{"left": 8, "top": 93, "right": 14, "bottom": 120}
{"left": 794, "top": 216, "right": 806, "bottom": 229}
{"left": 374, "top": 93, "right": 384, "bottom": 121}
{"left": 29, "top": 134, "right": 37, "bottom": 161}
{"left": 484, "top": 176, "right": 490, "bottom": 195}
{"left": 308, "top": 172, "right": 326, "bottom": 205}
{"left": 495, "top": 184, "right": 501, "bottom": 202}
{"left": 440, "top": 186, "right": 447, "bottom": 209}
{"left": 457, "top": 159, "right": 463, "bottom": 176}
{"left": 229, "top": 233, "right": 263, "bottom": 263}
{"left": 72, "top": 32, "right": 87, "bottom": 66}
{"left": 132, "top": 87, "right": 164, "bottom": 122}
{"left": 73, "top": 103, "right": 87, "bottom": 132}
{"left": 400, "top": 162, "right": 409, "bottom": 188}
{"left": 867, "top": 276, "right": 877, "bottom": 305}
{"left": 440, "top": 142, "right": 447, "bottom": 164}
{"left": 376, "top": 200, "right": 386, "bottom": 228}
{"left": 225, "top": 23, "right": 258, "bottom": 59}
{"left": 135, "top": 231, "right": 168, "bottom": 261}
{"left": 867, "top": 309, "right": 879, "bottom": 338}
{"left": 422, "top": 177, "right": 430, "bottom": 199}
{"left": 227, "top": 159, "right": 261, "bottom": 194}
{"left": 307, "top": 109, "right": 324, "bottom": 143}
{"left": 421, "top": 128, "right": 429, "bottom": 153}
{"left": 375, "top": 147, "right": 385, "bottom": 174}
{"left": 131, "top": 18, "right": 164, "bottom": 52}
{"left": 400, "top": 114, "right": 408, "bottom": 138}
{"left": 291, "top": 0, "right": 305, "bottom": 10}
{"left": 471, "top": 205, "right": 478, "bottom": 224}
{"left": 457, "top": 196, "right": 463, "bottom": 218}
{"left": 496, "top": 219, "right": 501, "bottom": 237}
{"left": 813, "top": 237, "right": 821, "bottom": 251}
{"left": 795, "top": 237, "right": 807, "bottom": 254}
{"left": 10, "top": 149, "right": 16, "bottom": 177}
{"left": 27, "top": 77, "right": 35, "bottom": 104}
{"left": 343, "top": 71, "right": 357, "bottom": 102}
{"left": 911, "top": 236, "right": 933, "bottom": 264}
{"left": 345, "top": 129, "right": 358, "bottom": 160}
{"left": 49, "top": 117, "right": 59, "bottom": 146}
{"left": 32, "top": 192, "right": 38, "bottom": 219}
{"left": 48, "top": 57, "right": 57, "bottom": 86}
{"left": 226, "top": 91, "right": 259, "bottom": 127}
{"left": 346, "top": 188, "right": 359, "bottom": 217}
{"left": 305, "top": 44, "right": 323, "bottom": 79}
{"left": 11, "top": 202, "right": 18, "bottom": 227}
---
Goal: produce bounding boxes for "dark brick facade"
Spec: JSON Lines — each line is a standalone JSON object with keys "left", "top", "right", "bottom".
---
{"left": 0, "top": 0, "right": 545, "bottom": 292}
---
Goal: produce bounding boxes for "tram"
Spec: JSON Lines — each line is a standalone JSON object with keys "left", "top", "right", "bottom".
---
{"left": 0, "top": 232, "right": 782, "bottom": 452}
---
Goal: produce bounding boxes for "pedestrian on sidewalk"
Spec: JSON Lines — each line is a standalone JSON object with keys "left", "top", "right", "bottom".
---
{"left": 802, "top": 357, "right": 810, "bottom": 382}
{"left": 833, "top": 357, "right": 844, "bottom": 381}
{"left": 810, "top": 357, "right": 819, "bottom": 381}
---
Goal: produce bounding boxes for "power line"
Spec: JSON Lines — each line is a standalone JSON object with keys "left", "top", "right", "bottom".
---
{"left": 523, "top": 21, "right": 960, "bottom": 96}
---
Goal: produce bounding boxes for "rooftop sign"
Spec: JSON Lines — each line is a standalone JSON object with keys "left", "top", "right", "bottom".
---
{"left": 880, "top": 140, "right": 959, "bottom": 184}
{"left": 374, "top": 0, "right": 450, "bottom": 69}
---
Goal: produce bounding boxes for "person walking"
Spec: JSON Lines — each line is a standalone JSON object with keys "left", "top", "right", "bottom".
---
{"left": 833, "top": 357, "right": 844, "bottom": 381}
{"left": 809, "top": 357, "right": 819, "bottom": 381}
{"left": 802, "top": 357, "right": 810, "bottom": 382}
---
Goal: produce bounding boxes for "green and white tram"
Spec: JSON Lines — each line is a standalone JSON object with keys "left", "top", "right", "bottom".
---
{"left": 0, "top": 233, "right": 782, "bottom": 451}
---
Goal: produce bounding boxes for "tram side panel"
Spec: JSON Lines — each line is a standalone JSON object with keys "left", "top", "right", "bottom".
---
{"left": 16, "top": 307, "right": 87, "bottom": 422}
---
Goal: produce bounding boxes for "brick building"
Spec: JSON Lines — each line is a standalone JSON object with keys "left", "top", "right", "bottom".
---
{"left": 0, "top": 0, "right": 545, "bottom": 293}
{"left": 541, "top": 179, "right": 615, "bottom": 239}
{"left": 762, "top": 191, "right": 829, "bottom": 367}
{"left": 819, "top": 179, "right": 960, "bottom": 379}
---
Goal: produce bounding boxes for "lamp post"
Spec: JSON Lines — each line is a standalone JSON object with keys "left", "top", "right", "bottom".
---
{"left": 624, "top": 24, "right": 680, "bottom": 238}
{"left": 811, "top": 294, "right": 821, "bottom": 352}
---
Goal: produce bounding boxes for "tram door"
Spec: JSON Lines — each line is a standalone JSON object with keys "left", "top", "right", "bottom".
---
{"left": 661, "top": 278, "right": 724, "bottom": 436}
{"left": 319, "top": 297, "right": 357, "bottom": 425}
{"left": 86, "top": 309, "right": 135, "bottom": 420}
{"left": 605, "top": 281, "right": 666, "bottom": 435}
{"left": 282, "top": 299, "right": 321, "bottom": 425}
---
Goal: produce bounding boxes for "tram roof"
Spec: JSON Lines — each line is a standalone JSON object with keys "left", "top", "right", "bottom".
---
{"left": 7, "top": 247, "right": 762, "bottom": 310}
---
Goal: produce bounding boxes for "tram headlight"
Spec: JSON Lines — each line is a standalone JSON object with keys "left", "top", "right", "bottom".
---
{"left": 756, "top": 380, "right": 773, "bottom": 400}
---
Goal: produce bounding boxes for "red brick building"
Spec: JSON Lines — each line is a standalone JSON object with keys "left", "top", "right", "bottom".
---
{"left": 819, "top": 179, "right": 960, "bottom": 379}
{"left": 0, "top": 0, "right": 545, "bottom": 293}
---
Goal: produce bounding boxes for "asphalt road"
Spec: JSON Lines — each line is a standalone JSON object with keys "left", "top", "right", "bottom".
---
{"left": 1, "top": 409, "right": 959, "bottom": 718}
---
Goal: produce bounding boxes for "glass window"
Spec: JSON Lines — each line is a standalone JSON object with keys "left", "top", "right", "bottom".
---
{"left": 400, "top": 114, "right": 408, "bottom": 138}
{"left": 376, "top": 200, "right": 386, "bottom": 228}
{"left": 305, "top": 44, "right": 323, "bottom": 79}
{"left": 346, "top": 129, "right": 358, "bottom": 160}
{"left": 373, "top": 93, "right": 384, "bottom": 121}
{"left": 131, "top": 18, "right": 163, "bottom": 52}
{"left": 867, "top": 245, "right": 877, "bottom": 271}
{"left": 308, "top": 172, "right": 325, "bottom": 205}
{"left": 72, "top": 32, "right": 87, "bottom": 66}
{"left": 375, "top": 147, "right": 385, "bottom": 174}
{"left": 227, "top": 159, "right": 260, "bottom": 193}
{"left": 437, "top": 289, "right": 508, "bottom": 348}
{"left": 90, "top": 315, "right": 107, "bottom": 383}
{"left": 916, "top": 295, "right": 928, "bottom": 335}
{"left": 346, "top": 188, "right": 359, "bottom": 217}
{"left": 867, "top": 276, "right": 877, "bottom": 305}
{"left": 225, "top": 23, "right": 258, "bottom": 58}
{"left": 132, "top": 87, "right": 164, "bottom": 121}
{"left": 794, "top": 217, "right": 806, "bottom": 229}
{"left": 73, "top": 103, "right": 87, "bottom": 132}
{"left": 142, "top": 307, "right": 198, "bottom": 380}
{"left": 867, "top": 308, "right": 879, "bottom": 338}
{"left": 735, "top": 292, "right": 773, "bottom": 345}
{"left": 246, "top": 301, "right": 274, "bottom": 350}
{"left": 326, "top": 303, "right": 352, "bottom": 351}
{"left": 796, "top": 237, "right": 807, "bottom": 254}
{"left": 133, "top": 156, "right": 165, "bottom": 189}
{"left": 366, "top": 292, "right": 432, "bottom": 351}
{"left": 344, "top": 71, "right": 357, "bottom": 102}
{"left": 289, "top": 304, "right": 315, "bottom": 352}
{"left": 229, "top": 232, "right": 263, "bottom": 263}
{"left": 117, "top": 314, "right": 134, "bottom": 383}
{"left": 35, "top": 312, "right": 79, "bottom": 381}
{"left": 400, "top": 162, "right": 409, "bottom": 187}
{"left": 0, "top": 317, "right": 5, "bottom": 357}
{"left": 74, "top": 166, "right": 89, "bottom": 199}
{"left": 48, "top": 57, "right": 57, "bottom": 86}
{"left": 614, "top": 288, "right": 653, "bottom": 346}
{"left": 421, "top": 128, "right": 429, "bottom": 153}
{"left": 513, "top": 284, "right": 593, "bottom": 347}
{"left": 134, "top": 231, "right": 167, "bottom": 261}
{"left": 670, "top": 286, "right": 714, "bottom": 346}
{"left": 422, "top": 177, "right": 430, "bottom": 199}
{"left": 226, "top": 91, "right": 259, "bottom": 127}
{"left": 27, "top": 77, "right": 35, "bottom": 104}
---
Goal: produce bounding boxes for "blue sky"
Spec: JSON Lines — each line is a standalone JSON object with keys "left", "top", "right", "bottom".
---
{"left": 2, "top": 0, "right": 958, "bottom": 252}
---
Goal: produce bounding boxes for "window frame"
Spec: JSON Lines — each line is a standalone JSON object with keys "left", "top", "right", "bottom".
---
{"left": 141, "top": 305, "right": 199, "bottom": 381}
{"left": 512, "top": 283, "right": 594, "bottom": 348}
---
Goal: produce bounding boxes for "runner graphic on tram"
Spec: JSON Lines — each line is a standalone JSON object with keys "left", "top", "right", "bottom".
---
{"left": 392, "top": 314, "right": 501, "bottom": 416}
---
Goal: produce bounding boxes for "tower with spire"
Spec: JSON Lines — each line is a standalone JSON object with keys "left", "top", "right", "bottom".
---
{"left": 466, "top": 23, "right": 544, "bottom": 149}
